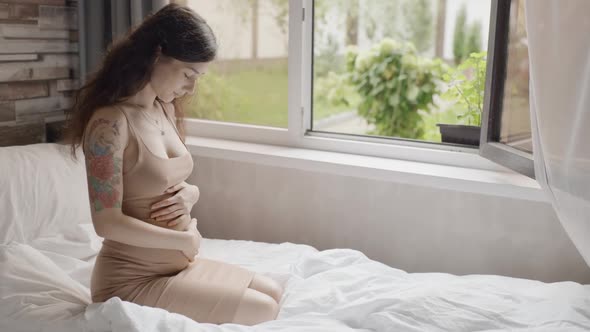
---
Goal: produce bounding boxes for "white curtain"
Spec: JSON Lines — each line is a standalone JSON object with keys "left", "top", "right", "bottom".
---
{"left": 525, "top": 1, "right": 590, "bottom": 267}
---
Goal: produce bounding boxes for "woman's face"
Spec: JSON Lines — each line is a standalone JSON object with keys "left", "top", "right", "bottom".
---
{"left": 150, "top": 55, "right": 209, "bottom": 103}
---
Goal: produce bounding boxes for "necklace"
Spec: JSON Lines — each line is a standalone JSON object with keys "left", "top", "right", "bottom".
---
{"left": 121, "top": 100, "right": 167, "bottom": 135}
{"left": 140, "top": 107, "right": 166, "bottom": 135}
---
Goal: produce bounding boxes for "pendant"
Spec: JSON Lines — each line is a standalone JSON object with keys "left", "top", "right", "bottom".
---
{"left": 161, "top": 130, "right": 165, "bottom": 135}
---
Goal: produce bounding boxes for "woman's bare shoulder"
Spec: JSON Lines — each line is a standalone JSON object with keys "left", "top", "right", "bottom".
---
{"left": 84, "top": 105, "right": 130, "bottom": 150}
{"left": 89, "top": 104, "right": 129, "bottom": 121}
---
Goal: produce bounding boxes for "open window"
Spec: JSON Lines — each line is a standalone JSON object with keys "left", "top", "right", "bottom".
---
{"left": 308, "top": 0, "right": 534, "bottom": 177}
{"left": 480, "top": 0, "right": 534, "bottom": 178}
{"left": 164, "top": 0, "right": 535, "bottom": 176}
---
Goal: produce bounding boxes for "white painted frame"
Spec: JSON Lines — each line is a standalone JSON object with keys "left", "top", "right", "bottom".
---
{"left": 184, "top": 0, "right": 508, "bottom": 172}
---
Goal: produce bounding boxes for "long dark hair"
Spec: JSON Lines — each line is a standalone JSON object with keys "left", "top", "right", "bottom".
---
{"left": 65, "top": 3, "right": 217, "bottom": 159}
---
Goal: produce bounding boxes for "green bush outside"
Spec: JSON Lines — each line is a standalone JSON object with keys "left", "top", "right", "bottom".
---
{"left": 346, "top": 38, "right": 448, "bottom": 139}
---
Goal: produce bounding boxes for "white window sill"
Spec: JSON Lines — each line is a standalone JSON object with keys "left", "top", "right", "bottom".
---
{"left": 185, "top": 136, "right": 547, "bottom": 203}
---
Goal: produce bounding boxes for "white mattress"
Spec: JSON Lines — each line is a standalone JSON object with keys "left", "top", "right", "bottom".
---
{"left": 1, "top": 223, "right": 589, "bottom": 332}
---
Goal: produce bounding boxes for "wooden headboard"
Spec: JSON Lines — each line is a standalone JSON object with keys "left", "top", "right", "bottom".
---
{"left": 0, "top": 119, "right": 67, "bottom": 147}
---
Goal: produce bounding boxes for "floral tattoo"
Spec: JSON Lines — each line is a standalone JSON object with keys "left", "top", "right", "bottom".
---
{"left": 85, "top": 118, "right": 123, "bottom": 212}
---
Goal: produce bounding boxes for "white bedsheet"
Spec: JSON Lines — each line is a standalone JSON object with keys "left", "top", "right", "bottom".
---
{"left": 1, "top": 223, "right": 589, "bottom": 332}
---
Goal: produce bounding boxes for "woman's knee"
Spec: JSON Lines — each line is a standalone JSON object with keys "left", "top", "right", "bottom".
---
{"left": 248, "top": 274, "right": 284, "bottom": 303}
{"left": 233, "top": 289, "right": 279, "bottom": 325}
{"left": 258, "top": 293, "right": 279, "bottom": 320}
{"left": 265, "top": 280, "right": 283, "bottom": 304}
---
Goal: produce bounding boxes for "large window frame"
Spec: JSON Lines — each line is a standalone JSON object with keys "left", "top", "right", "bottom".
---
{"left": 183, "top": 0, "right": 532, "bottom": 175}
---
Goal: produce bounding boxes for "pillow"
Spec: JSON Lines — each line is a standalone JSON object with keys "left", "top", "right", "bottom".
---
{"left": 0, "top": 143, "right": 92, "bottom": 244}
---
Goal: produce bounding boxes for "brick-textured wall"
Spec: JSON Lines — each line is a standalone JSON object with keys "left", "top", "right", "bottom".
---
{"left": 0, "top": 0, "right": 78, "bottom": 146}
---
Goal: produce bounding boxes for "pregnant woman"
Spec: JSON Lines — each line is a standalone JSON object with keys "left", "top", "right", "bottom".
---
{"left": 65, "top": 4, "right": 283, "bottom": 325}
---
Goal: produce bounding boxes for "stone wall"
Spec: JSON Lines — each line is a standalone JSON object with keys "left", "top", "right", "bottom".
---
{"left": 0, "top": 0, "right": 78, "bottom": 146}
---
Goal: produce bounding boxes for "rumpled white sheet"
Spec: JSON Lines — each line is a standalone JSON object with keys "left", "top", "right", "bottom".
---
{"left": 1, "top": 223, "right": 589, "bottom": 332}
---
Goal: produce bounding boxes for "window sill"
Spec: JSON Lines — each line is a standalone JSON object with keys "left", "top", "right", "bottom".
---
{"left": 185, "top": 136, "right": 547, "bottom": 202}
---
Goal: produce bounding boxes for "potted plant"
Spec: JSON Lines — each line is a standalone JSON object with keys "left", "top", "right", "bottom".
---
{"left": 437, "top": 51, "right": 486, "bottom": 146}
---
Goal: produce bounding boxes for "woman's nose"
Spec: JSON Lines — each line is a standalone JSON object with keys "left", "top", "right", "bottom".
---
{"left": 184, "top": 80, "right": 196, "bottom": 96}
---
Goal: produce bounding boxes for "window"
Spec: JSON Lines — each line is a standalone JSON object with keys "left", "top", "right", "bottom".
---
{"left": 480, "top": 0, "right": 534, "bottom": 178}
{"left": 176, "top": 0, "right": 534, "bottom": 177}
{"left": 311, "top": 0, "right": 492, "bottom": 146}
{"left": 174, "top": 0, "right": 289, "bottom": 128}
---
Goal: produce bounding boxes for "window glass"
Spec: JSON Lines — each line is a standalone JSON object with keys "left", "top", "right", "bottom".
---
{"left": 498, "top": 0, "right": 532, "bottom": 154}
{"left": 175, "top": 0, "right": 289, "bottom": 128}
{"left": 312, "top": 0, "right": 493, "bottom": 146}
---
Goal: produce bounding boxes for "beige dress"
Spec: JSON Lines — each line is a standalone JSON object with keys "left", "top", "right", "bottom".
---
{"left": 89, "top": 103, "right": 255, "bottom": 324}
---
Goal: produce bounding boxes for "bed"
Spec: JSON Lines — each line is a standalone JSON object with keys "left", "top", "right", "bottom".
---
{"left": 1, "top": 143, "right": 589, "bottom": 332}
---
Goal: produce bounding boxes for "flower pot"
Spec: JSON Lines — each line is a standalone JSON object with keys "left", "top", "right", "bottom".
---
{"left": 436, "top": 124, "right": 481, "bottom": 146}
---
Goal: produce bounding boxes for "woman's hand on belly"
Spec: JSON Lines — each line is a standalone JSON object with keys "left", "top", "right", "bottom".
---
{"left": 167, "top": 213, "right": 192, "bottom": 231}
{"left": 150, "top": 183, "right": 200, "bottom": 227}
{"left": 180, "top": 218, "right": 202, "bottom": 262}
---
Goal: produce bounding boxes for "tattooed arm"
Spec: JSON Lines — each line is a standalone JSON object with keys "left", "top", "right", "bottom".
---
{"left": 83, "top": 108, "right": 193, "bottom": 251}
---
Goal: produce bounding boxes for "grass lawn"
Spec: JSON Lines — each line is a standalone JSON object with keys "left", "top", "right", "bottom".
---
{"left": 182, "top": 62, "right": 351, "bottom": 128}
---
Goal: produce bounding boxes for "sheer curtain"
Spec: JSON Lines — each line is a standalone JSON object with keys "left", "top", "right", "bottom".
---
{"left": 525, "top": 1, "right": 590, "bottom": 267}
